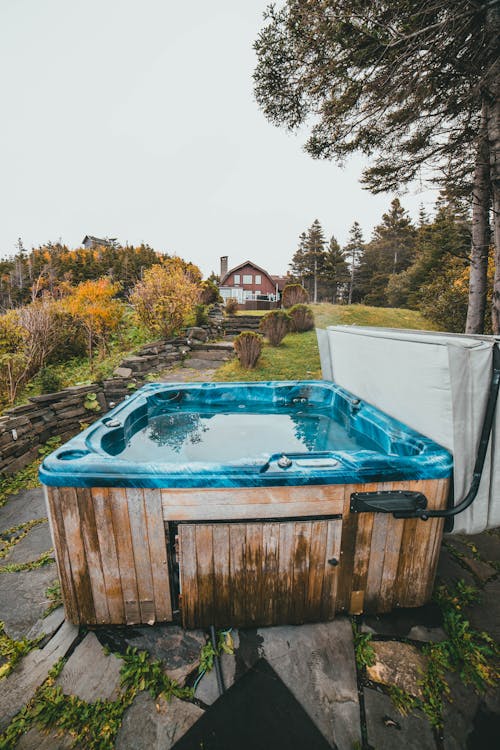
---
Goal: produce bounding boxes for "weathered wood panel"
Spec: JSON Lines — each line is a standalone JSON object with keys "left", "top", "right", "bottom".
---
{"left": 46, "top": 486, "right": 173, "bottom": 626}
{"left": 161, "top": 485, "right": 344, "bottom": 521}
{"left": 108, "top": 488, "right": 140, "bottom": 624}
{"left": 179, "top": 519, "right": 342, "bottom": 629}
{"left": 345, "top": 478, "right": 449, "bottom": 614}
{"left": 44, "top": 487, "right": 78, "bottom": 623}
{"left": 59, "top": 487, "right": 96, "bottom": 624}
{"left": 143, "top": 489, "right": 173, "bottom": 622}
{"left": 47, "top": 478, "right": 449, "bottom": 626}
{"left": 91, "top": 487, "right": 125, "bottom": 623}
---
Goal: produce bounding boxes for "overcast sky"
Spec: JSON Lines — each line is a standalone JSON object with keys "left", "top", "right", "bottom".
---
{"left": 1, "top": 0, "right": 438, "bottom": 278}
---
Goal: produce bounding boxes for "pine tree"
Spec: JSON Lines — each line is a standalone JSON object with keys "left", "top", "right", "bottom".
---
{"left": 322, "top": 235, "right": 349, "bottom": 303}
{"left": 289, "top": 232, "right": 309, "bottom": 287}
{"left": 289, "top": 222, "right": 327, "bottom": 301}
{"left": 343, "top": 222, "right": 364, "bottom": 305}
{"left": 305, "top": 219, "right": 326, "bottom": 303}
{"left": 387, "top": 198, "right": 471, "bottom": 311}
{"left": 356, "top": 199, "right": 416, "bottom": 307}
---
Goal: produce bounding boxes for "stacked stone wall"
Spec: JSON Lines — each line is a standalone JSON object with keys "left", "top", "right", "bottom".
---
{"left": 0, "top": 338, "right": 190, "bottom": 477}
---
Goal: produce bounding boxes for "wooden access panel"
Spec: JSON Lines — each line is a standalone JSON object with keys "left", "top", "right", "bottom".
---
{"left": 45, "top": 486, "right": 173, "bottom": 625}
{"left": 178, "top": 519, "right": 342, "bottom": 629}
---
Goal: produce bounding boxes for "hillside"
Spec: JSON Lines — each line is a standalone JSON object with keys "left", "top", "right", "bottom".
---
{"left": 214, "top": 302, "right": 436, "bottom": 382}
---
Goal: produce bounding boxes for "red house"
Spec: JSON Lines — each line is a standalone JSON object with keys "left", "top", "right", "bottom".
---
{"left": 218, "top": 257, "right": 288, "bottom": 309}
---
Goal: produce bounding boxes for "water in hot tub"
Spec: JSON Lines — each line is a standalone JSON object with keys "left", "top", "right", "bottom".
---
{"left": 114, "top": 408, "right": 378, "bottom": 463}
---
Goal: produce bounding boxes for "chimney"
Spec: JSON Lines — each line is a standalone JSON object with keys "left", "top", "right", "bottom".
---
{"left": 220, "top": 256, "right": 228, "bottom": 280}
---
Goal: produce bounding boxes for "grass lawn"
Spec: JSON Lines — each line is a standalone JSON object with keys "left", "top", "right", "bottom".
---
{"left": 215, "top": 302, "right": 436, "bottom": 382}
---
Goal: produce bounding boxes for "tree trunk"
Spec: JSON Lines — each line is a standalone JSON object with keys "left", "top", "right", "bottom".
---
{"left": 348, "top": 258, "right": 354, "bottom": 305}
{"left": 486, "top": 6, "right": 500, "bottom": 332}
{"left": 465, "top": 103, "right": 490, "bottom": 334}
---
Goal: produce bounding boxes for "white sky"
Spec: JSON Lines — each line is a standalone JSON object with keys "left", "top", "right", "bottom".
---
{"left": 0, "top": 0, "right": 438, "bottom": 278}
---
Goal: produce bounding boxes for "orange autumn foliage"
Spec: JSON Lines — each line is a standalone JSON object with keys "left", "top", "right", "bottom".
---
{"left": 63, "top": 278, "right": 124, "bottom": 363}
{"left": 130, "top": 260, "right": 201, "bottom": 338}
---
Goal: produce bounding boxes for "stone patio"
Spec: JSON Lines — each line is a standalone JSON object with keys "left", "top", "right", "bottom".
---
{"left": 1, "top": 482, "right": 498, "bottom": 749}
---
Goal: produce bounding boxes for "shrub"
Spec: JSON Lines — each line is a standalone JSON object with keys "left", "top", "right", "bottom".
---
{"left": 199, "top": 279, "right": 222, "bottom": 305}
{"left": 225, "top": 298, "right": 239, "bottom": 314}
{"left": 281, "top": 283, "right": 309, "bottom": 308}
{"left": 288, "top": 304, "right": 315, "bottom": 332}
{"left": 130, "top": 261, "right": 201, "bottom": 339}
{"left": 64, "top": 278, "right": 125, "bottom": 366}
{"left": 233, "top": 331, "right": 263, "bottom": 369}
{"left": 38, "top": 367, "right": 62, "bottom": 394}
{"left": 259, "top": 310, "right": 291, "bottom": 346}
{"left": 194, "top": 304, "right": 209, "bottom": 327}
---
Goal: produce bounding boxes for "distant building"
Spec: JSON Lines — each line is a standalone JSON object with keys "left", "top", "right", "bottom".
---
{"left": 82, "top": 235, "right": 118, "bottom": 249}
{"left": 218, "top": 257, "right": 290, "bottom": 308}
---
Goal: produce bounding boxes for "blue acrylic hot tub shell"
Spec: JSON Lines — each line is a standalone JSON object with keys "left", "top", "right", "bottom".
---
{"left": 38, "top": 381, "right": 453, "bottom": 489}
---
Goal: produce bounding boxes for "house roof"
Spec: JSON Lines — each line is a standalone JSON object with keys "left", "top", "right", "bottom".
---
{"left": 220, "top": 260, "right": 278, "bottom": 287}
{"left": 82, "top": 235, "right": 117, "bottom": 246}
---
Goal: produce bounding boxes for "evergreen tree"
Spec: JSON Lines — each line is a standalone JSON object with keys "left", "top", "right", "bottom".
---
{"left": 289, "top": 232, "right": 309, "bottom": 286}
{"left": 343, "top": 222, "right": 364, "bottom": 304}
{"left": 290, "top": 222, "right": 327, "bottom": 301}
{"left": 387, "top": 198, "right": 471, "bottom": 312}
{"left": 305, "top": 219, "right": 326, "bottom": 303}
{"left": 356, "top": 199, "right": 416, "bottom": 307}
{"left": 322, "top": 235, "right": 349, "bottom": 303}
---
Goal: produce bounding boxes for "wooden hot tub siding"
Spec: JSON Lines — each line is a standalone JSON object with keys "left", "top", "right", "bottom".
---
{"left": 45, "top": 478, "right": 448, "bottom": 629}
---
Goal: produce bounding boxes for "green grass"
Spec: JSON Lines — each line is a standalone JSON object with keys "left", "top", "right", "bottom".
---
{"left": 214, "top": 331, "right": 322, "bottom": 382}
{"left": 215, "top": 303, "right": 436, "bottom": 382}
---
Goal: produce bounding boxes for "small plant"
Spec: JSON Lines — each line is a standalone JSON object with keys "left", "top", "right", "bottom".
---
{"left": 352, "top": 621, "right": 376, "bottom": 670}
{"left": 259, "top": 310, "right": 291, "bottom": 346}
{"left": 37, "top": 367, "right": 62, "bottom": 394}
{"left": 0, "top": 621, "right": 40, "bottom": 679}
{"left": 224, "top": 297, "right": 239, "bottom": 315}
{"left": 281, "top": 283, "right": 309, "bottom": 308}
{"left": 288, "top": 304, "right": 315, "bottom": 332}
{"left": 233, "top": 331, "right": 263, "bottom": 369}
{"left": 415, "top": 580, "right": 499, "bottom": 729}
{"left": 44, "top": 579, "right": 63, "bottom": 616}
{"left": 119, "top": 646, "right": 193, "bottom": 700}
{"left": 387, "top": 685, "right": 417, "bottom": 716}
{"left": 84, "top": 392, "right": 101, "bottom": 412}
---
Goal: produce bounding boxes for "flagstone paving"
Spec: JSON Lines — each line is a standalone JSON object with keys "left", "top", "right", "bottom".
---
{"left": 1, "top": 493, "right": 499, "bottom": 749}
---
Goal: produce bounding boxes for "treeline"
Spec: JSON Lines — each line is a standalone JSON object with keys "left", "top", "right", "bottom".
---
{"left": 0, "top": 248, "right": 208, "bottom": 408}
{"left": 290, "top": 195, "right": 476, "bottom": 332}
{"left": 0, "top": 241, "right": 203, "bottom": 310}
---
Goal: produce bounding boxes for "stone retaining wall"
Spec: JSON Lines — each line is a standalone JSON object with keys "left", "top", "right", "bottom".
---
{"left": 0, "top": 338, "right": 190, "bottom": 477}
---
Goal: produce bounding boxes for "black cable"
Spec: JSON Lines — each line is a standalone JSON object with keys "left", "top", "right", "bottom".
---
{"left": 210, "top": 624, "right": 225, "bottom": 696}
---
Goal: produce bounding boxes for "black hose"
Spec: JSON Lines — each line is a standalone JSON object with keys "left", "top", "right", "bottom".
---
{"left": 210, "top": 625, "right": 225, "bottom": 696}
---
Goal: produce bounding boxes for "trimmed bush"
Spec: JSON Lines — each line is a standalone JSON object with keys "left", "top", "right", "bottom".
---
{"left": 225, "top": 297, "right": 239, "bottom": 314}
{"left": 233, "top": 331, "right": 263, "bottom": 369}
{"left": 288, "top": 304, "right": 315, "bottom": 332}
{"left": 281, "top": 283, "right": 309, "bottom": 308}
{"left": 259, "top": 310, "right": 291, "bottom": 346}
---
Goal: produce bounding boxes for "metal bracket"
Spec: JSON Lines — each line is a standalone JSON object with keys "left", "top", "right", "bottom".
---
{"left": 350, "top": 490, "right": 428, "bottom": 519}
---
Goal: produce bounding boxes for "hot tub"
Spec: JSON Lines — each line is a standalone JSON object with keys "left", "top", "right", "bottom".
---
{"left": 40, "top": 381, "right": 452, "bottom": 628}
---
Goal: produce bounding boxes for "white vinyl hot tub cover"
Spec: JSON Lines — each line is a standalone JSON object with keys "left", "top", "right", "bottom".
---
{"left": 316, "top": 326, "right": 500, "bottom": 535}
